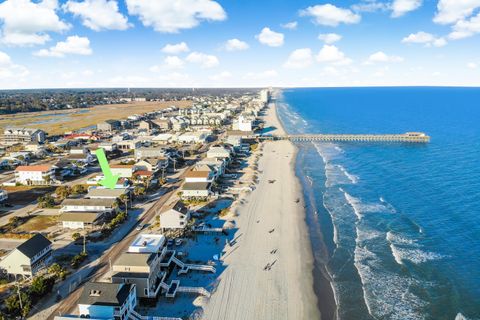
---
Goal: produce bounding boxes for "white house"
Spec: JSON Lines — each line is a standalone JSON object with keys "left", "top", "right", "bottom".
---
{"left": 198, "top": 157, "right": 226, "bottom": 177}
{"left": 206, "top": 146, "right": 232, "bottom": 160}
{"left": 185, "top": 165, "right": 216, "bottom": 183}
{"left": 181, "top": 182, "right": 211, "bottom": 199}
{"left": 0, "top": 233, "right": 52, "bottom": 279}
{"left": 135, "top": 147, "right": 168, "bottom": 160}
{"left": 159, "top": 200, "right": 190, "bottom": 230}
{"left": 135, "top": 157, "right": 169, "bottom": 172}
{"left": 87, "top": 187, "right": 129, "bottom": 200}
{"left": 177, "top": 131, "right": 210, "bottom": 144}
{"left": 75, "top": 282, "right": 137, "bottom": 320}
{"left": 232, "top": 115, "right": 253, "bottom": 132}
{"left": 59, "top": 212, "right": 106, "bottom": 230}
{"left": 60, "top": 198, "right": 117, "bottom": 213}
{"left": 14, "top": 165, "right": 55, "bottom": 185}
{"left": 110, "top": 165, "right": 136, "bottom": 178}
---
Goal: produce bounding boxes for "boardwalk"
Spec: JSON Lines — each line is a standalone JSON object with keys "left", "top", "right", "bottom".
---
{"left": 258, "top": 132, "right": 430, "bottom": 143}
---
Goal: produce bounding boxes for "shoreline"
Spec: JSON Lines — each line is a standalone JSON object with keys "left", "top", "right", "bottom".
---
{"left": 274, "top": 96, "right": 338, "bottom": 320}
{"left": 202, "top": 100, "right": 320, "bottom": 319}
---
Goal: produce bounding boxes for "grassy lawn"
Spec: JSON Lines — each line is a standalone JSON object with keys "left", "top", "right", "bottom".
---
{"left": 14, "top": 215, "right": 58, "bottom": 232}
{"left": 2, "top": 186, "right": 55, "bottom": 206}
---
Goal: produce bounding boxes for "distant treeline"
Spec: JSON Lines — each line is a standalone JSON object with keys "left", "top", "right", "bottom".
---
{"left": 0, "top": 87, "right": 260, "bottom": 115}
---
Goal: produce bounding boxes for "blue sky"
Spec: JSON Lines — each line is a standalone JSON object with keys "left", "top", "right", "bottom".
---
{"left": 0, "top": 0, "right": 479, "bottom": 88}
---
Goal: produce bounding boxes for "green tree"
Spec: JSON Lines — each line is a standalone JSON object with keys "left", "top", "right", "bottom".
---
{"left": 72, "top": 232, "right": 81, "bottom": 241}
{"left": 5, "top": 290, "right": 31, "bottom": 317}
{"left": 119, "top": 194, "right": 129, "bottom": 215}
{"left": 71, "top": 184, "right": 87, "bottom": 195}
{"left": 55, "top": 186, "right": 71, "bottom": 200}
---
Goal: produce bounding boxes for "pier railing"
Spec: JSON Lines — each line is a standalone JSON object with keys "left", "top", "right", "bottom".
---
{"left": 255, "top": 132, "right": 430, "bottom": 143}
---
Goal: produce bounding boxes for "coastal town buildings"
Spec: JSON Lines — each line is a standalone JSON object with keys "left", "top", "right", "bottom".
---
{"left": 0, "top": 127, "right": 46, "bottom": 146}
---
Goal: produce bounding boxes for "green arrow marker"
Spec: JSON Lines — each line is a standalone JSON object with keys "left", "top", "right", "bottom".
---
{"left": 95, "top": 148, "right": 120, "bottom": 189}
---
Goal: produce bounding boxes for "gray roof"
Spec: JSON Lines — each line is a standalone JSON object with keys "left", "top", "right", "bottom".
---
{"left": 182, "top": 182, "right": 211, "bottom": 191}
{"left": 62, "top": 198, "right": 116, "bottom": 207}
{"left": 114, "top": 252, "right": 154, "bottom": 267}
{"left": 112, "top": 271, "right": 150, "bottom": 279}
{"left": 161, "top": 200, "right": 188, "bottom": 214}
{"left": 87, "top": 188, "right": 128, "bottom": 198}
{"left": 16, "top": 233, "right": 51, "bottom": 259}
{"left": 58, "top": 212, "right": 104, "bottom": 223}
{"left": 79, "top": 282, "right": 132, "bottom": 307}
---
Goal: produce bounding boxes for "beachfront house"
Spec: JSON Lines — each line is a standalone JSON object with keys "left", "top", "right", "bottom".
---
{"left": 0, "top": 233, "right": 52, "bottom": 279}
{"left": 14, "top": 165, "right": 55, "bottom": 185}
{"left": 56, "top": 282, "right": 137, "bottom": 320}
{"left": 181, "top": 182, "right": 212, "bottom": 199}
{"left": 159, "top": 200, "right": 190, "bottom": 230}
{"left": 207, "top": 145, "right": 232, "bottom": 159}
{"left": 185, "top": 165, "right": 216, "bottom": 183}
{"left": 111, "top": 234, "right": 167, "bottom": 299}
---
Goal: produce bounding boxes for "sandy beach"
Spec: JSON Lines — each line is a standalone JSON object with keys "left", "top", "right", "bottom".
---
{"left": 202, "top": 102, "right": 320, "bottom": 319}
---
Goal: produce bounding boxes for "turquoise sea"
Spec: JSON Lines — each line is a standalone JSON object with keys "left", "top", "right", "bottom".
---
{"left": 276, "top": 87, "right": 480, "bottom": 320}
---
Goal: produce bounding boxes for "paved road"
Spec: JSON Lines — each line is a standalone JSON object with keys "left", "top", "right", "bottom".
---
{"left": 45, "top": 167, "right": 191, "bottom": 319}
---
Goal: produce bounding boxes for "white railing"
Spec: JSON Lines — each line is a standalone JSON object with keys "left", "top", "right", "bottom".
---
{"left": 177, "top": 286, "right": 211, "bottom": 298}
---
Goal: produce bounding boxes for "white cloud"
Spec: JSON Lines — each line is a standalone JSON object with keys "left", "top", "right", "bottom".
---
{"left": 300, "top": 4, "right": 361, "bottom": 27}
{"left": 318, "top": 33, "right": 342, "bottom": 44}
{"left": 402, "top": 31, "right": 447, "bottom": 47}
{"left": 391, "top": 0, "right": 422, "bottom": 17}
{"left": 209, "top": 71, "right": 232, "bottom": 81}
{"left": 283, "top": 48, "right": 313, "bottom": 69}
{"left": 281, "top": 21, "right": 298, "bottom": 30}
{"left": 149, "top": 56, "right": 185, "bottom": 71}
{"left": 467, "top": 62, "right": 478, "bottom": 69}
{"left": 448, "top": 13, "right": 480, "bottom": 39}
{"left": 256, "top": 27, "right": 284, "bottom": 47}
{"left": 351, "top": 0, "right": 390, "bottom": 12}
{"left": 161, "top": 42, "right": 190, "bottom": 54}
{"left": 434, "top": 0, "right": 480, "bottom": 25}
{"left": 0, "top": 0, "right": 70, "bottom": 46}
{"left": 0, "top": 51, "right": 29, "bottom": 79}
{"left": 34, "top": 35, "right": 93, "bottom": 57}
{"left": 186, "top": 52, "right": 219, "bottom": 68}
{"left": 316, "top": 45, "right": 352, "bottom": 65}
{"left": 224, "top": 38, "right": 249, "bottom": 51}
{"left": 126, "top": 0, "right": 226, "bottom": 33}
{"left": 366, "top": 51, "right": 404, "bottom": 64}
{"left": 432, "top": 0, "right": 480, "bottom": 40}
{"left": 243, "top": 69, "right": 278, "bottom": 80}
{"left": 63, "top": 0, "right": 131, "bottom": 31}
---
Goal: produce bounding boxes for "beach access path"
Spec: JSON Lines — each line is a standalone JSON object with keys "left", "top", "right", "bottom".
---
{"left": 202, "top": 103, "right": 320, "bottom": 320}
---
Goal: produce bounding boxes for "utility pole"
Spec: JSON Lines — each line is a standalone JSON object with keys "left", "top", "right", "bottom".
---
{"left": 16, "top": 280, "right": 23, "bottom": 311}
{"left": 83, "top": 234, "right": 86, "bottom": 255}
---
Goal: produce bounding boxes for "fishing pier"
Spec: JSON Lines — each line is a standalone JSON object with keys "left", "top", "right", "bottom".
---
{"left": 257, "top": 132, "right": 430, "bottom": 143}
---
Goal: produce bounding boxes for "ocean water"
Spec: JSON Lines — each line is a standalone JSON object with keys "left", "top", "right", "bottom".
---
{"left": 276, "top": 87, "right": 480, "bottom": 320}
